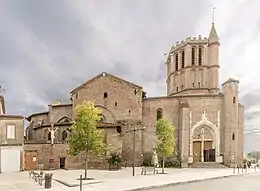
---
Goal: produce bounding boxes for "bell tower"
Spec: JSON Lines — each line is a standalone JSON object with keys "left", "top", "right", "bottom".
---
{"left": 165, "top": 20, "right": 220, "bottom": 96}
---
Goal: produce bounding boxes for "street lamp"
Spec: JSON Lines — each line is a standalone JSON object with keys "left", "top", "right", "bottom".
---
{"left": 124, "top": 125, "right": 146, "bottom": 176}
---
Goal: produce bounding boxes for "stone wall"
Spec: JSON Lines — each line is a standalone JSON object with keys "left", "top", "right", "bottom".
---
{"left": 24, "top": 143, "right": 108, "bottom": 170}
{"left": 71, "top": 73, "right": 143, "bottom": 121}
{"left": 142, "top": 97, "right": 179, "bottom": 153}
{"left": 48, "top": 104, "right": 72, "bottom": 123}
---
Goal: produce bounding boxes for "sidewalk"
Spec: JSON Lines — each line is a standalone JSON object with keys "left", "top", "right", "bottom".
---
{"left": 1, "top": 167, "right": 259, "bottom": 191}
{"left": 83, "top": 168, "right": 260, "bottom": 191}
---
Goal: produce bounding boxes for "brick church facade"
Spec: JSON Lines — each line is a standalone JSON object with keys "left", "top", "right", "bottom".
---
{"left": 24, "top": 22, "right": 244, "bottom": 170}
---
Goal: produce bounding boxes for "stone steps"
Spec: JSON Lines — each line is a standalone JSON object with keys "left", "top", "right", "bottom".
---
{"left": 189, "top": 162, "right": 228, "bottom": 168}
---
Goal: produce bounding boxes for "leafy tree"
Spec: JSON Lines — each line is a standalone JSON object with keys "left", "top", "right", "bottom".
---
{"left": 155, "top": 117, "right": 175, "bottom": 174}
{"left": 67, "top": 101, "right": 106, "bottom": 180}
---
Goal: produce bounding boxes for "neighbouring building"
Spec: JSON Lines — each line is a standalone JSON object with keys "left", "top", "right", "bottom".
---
{"left": 0, "top": 94, "right": 24, "bottom": 173}
{"left": 25, "top": 22, "right": 244, "bottom": 169}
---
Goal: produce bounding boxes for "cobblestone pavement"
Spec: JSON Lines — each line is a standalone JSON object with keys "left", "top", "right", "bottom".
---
{"left": 148, "top": 172, "right": 260, "bottom": 191}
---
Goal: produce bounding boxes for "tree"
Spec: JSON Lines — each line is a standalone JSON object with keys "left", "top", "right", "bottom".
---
{"left": 155, "top": 117, "right": 175, "bottom": 174}
{"left": 67, "top": 101, "right": 106, "bottom": 180}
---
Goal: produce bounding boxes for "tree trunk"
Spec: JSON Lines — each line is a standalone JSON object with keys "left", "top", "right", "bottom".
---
{"left": 84, "top": 151, "right": 88, "bottom": 179}
{"left": 162, "top": 157, "right": 165, "bottom": 174}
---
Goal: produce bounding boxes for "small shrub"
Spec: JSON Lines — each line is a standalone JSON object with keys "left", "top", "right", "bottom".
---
{"left": 141, "top": 152, "right": 153, "bottom": 167}
{"left": 159, "top": 156, "right": 180, "bottom": 168}
{"left": 107, "top": 152, "right": 122, "bottom": 164}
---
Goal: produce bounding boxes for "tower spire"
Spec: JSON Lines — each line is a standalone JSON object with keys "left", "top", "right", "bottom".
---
{"left": 209, "top": 7, "right": 219, "bottom": 44}
{"left": 212, "top": 7, "right": 216, "bottom": 24}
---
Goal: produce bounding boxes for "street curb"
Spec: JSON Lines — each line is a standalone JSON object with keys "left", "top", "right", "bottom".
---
{"left": 125, "top": 171, "right": 260, "bottom": 191}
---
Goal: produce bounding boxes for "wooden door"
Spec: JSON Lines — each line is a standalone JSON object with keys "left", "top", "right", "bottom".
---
{"left": 24, "top": 151, "right": 37, "bottom": 170}
{"left": 193, "top": 141, "right": 201, "bottom": 162}
{"left": 204, "top": 141, "right": 212, "bottom": 150}
{"left": 204, "top": 141, "right": 215, "bottom": 162}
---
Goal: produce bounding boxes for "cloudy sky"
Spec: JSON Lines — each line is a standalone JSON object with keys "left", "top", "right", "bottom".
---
{"left": 0, "top": 0, "right": 260, "bottom": 152}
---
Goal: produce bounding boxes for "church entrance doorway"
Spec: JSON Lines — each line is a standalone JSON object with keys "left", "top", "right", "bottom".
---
{"left": 203, "top": 141, "right": 215, "bottom": 162}
{"left": 193, "top": 141, "right": 201, "bottom": 162}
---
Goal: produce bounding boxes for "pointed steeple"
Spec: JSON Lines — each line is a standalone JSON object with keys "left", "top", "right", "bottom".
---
{"left": 208, "top": 22, "right": 219, "bottom": 44}
{"left": 208, "top": 7, "right": 219, "bottom": 45}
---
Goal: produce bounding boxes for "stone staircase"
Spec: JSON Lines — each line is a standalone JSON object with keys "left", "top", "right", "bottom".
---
{"left": 189, "top": 162, "right": 228, "bottom": 168}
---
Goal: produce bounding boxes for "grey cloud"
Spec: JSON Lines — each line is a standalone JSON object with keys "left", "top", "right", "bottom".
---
{"left": 240, "top": 92, "right": 260, "bottom": 111}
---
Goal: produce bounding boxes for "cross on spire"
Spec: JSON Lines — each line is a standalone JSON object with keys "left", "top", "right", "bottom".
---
{"left": 212, "top": 7, "right": 216, "bottom": 24}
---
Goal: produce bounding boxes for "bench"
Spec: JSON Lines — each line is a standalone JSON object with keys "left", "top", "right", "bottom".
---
{"left": 28, "top": 170, "right": 34, "bottom": 178}
{"left": 141, "top": 167, "right": 159, "bottom": 175}
{"left": 30, "top": 171, "right": 44, "bottom": 186}
{"left": 37, "top": 172, "right": 44, "bottom": 186}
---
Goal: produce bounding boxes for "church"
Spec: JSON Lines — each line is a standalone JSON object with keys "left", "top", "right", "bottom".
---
{"left": 24, "top": 22, "right": 244, "bottom": 170}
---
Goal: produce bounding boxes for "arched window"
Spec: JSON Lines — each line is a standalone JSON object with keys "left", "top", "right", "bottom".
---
{"left": 181, "top": 50, "right": 185, "bottom": 68}
{"left": 233, "top": 96, "right": 236, "bottom": 104}
{"left": 156, "top": 108, "right": 163, "bottom": 121}
{"left": 104, "top": 92, "right": 108, "bottom": 98}
{"left": 117, "top": 126, "right": 122, "bottom": 133}
{"left": 48, "top": 132, "right": 51, "bottom": 141}
{"left": 198, "top": 47, "right": 203, "bottom": 65}
{"left": 62, "top": 130, "right": 68, "bottom": 140}
{"left": 232, "top": 133, "right": 235, "bottom": 141}
{"left": 191, "top": 47, "right": 195, "bottom": 65}
{"left": 175, "top": 54, "right": 178, "bottom": 71}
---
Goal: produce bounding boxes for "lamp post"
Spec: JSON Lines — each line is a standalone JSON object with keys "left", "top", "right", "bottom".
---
{"left": 124, "top": 125, "right": 146, "bottom": 176}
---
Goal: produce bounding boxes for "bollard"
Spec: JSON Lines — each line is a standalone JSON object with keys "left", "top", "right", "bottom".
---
{"left": 233, "top": 165, "right": 235, "bottom": 174}
{"left": 44, "top": 173, "right": 53, "bottom": 189}
{"left": 80, "top": 175, "right": 83, "bottom": 191}
{"left": 237, "top": 165, "right": 239, "bottom": 173}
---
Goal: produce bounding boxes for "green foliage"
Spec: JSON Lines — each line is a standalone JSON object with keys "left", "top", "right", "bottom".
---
{"left": 107, "top": 152, "right": 122, "bottom": 164}
{"left": 159, "top": 156, "right": 180, "bottom": 168}
{"left": 155, "top": 118, "right": 175, "bottom": 157}
{"left": 141, "top": 152, "right": 153, "bottom": 167}
{"left": 67, "top": 101, "right": 106, "bottom": 157}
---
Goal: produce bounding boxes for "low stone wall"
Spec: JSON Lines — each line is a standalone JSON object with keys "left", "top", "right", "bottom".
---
{"left": 24, "top": 143, "right": 108, "bottom": 170}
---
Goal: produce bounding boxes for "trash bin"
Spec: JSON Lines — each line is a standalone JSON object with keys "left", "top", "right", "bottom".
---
{"left": 44, "top": 173, "right": 53, "bottom": 189}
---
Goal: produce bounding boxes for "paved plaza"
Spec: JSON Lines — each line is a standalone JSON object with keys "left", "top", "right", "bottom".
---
{"left": 149, "top": 172, "right": 260, "bottom": 191}
{"left": 0, "top": 167, "right": 259, "bottom": 191}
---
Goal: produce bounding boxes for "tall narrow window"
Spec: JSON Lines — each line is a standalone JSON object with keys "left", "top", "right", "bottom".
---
{"left": 198, "top": 47, "right": 202, "bottom": 65}
{"left": 181, "top": 50, "right": 185, "bottom": 68}
{"left": 233, "top": 96, "right": 236, "bottom": 104}
{"left": 7, "top": 125, "right": 15, "bottom": 139}
{"left": 232, "top": 133, "right": 235, "bottom": 141}
{"left": 62, "top": 130, "right": 68, "bottom": 140}
{"left": 175, "top": 54, "right": 178, "bottom": 71}
{"left": 104, "top": 92, "right": 108, "bottom": 98}
{"left": 156, "top": 108, "right": 163, "bottom": 121}
{"left": 191, "top": 47, "right": 195, "bottom": 65}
